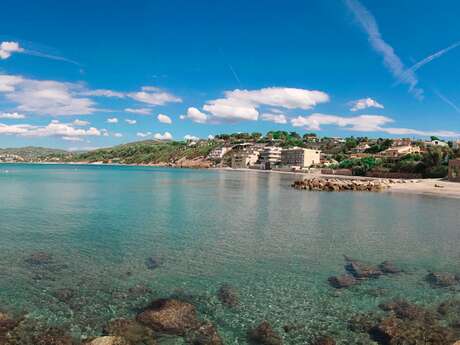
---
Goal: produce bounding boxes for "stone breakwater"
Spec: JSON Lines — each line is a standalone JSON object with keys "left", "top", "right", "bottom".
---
{"left": 292, "top": 177, "right": 393, "bottom": 192}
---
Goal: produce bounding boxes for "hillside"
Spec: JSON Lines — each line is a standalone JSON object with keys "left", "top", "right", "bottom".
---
{"left": 70, "top": 140, "right": 219, "bottom": 164}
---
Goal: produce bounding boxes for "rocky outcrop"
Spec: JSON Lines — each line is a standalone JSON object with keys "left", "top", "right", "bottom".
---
{"left": 292, "top": 177, "right": 390, "bottom": 192}
{"left": 217, "top": 284, "right": 239, "bottom": 308}
{"left": 136, "top": 299, "right": 199, "bottom": 335}
{"left": 345, "top": 259, "right": 383, "bottom": 279}
{"left": 176, "top": 157, "right": 213, "bottom": 169}
{"left": 32, "top": 327, "right": 74, "bottom": 345}
{"left": 186, "top": 322, "right": 223, "bottom": 345}
{"left": 248, "top": 321, "right": 283, "bottom": 345}
{"left": 379, "top": 261, "right": 402, "bottom": 274}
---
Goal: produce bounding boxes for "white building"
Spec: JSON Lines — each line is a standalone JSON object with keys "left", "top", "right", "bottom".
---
{"left": 231, "top": 150, "right": 260, "bottom": 169}
{"left": 281, "top": 148, "right": 321, "bottom": 169}
{"left": 207, "top": 146, "right": 232, "bottom": 160}
{"left": 259, "top": 146, "right": 282, "bottom": 170}
{"left": 425, "top": 140, "right": 448, "bottom": 148}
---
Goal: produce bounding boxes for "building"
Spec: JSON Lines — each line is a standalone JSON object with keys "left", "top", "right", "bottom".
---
{"left": 392, "top": 138, "right": 413, "bottom": 147}
{"left": 259, "top": 146, "right": 282, "bottom": 170}
{"left": 281, "top": 147, "right": 321, "bottom": 169}
{"left": 352, "top": 143, "right": 371, "bottom": 153}
{"left": 448, "top": 159, "right": 460, "bottom": 182}
{"left": 207, "top": 146, "right": 232, "bottom": 160}
{"left": 452, "top": 140, "right": 460, "bottom": 150}
{"left": 425, "top": 140, "right": 448, "bottom": 148}
{"left": 378, "top": 145, "right": 421, "bottom": 159}
{"left": 231, "top": 150, "right": 260, "bottom": 169}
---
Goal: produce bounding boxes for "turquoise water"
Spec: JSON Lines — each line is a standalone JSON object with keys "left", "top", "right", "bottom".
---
{"left": 0, "top": 164, "right": 459, "bottom": 344}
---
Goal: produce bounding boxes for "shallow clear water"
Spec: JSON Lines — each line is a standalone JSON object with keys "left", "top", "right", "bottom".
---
{"left": 0, "top": 164, "right": 459, "bottom": 344}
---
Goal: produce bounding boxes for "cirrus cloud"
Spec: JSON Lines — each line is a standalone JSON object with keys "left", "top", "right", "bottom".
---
{"left": 0, "top": 112, "right": 26, "bottom": 119}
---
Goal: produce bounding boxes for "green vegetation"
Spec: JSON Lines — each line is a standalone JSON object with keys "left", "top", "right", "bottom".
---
{"left": 0, "top": 146, "right": 70, "bottom": 161}
{"left": 71, "top": 140, "right": 218, "bottom": 164}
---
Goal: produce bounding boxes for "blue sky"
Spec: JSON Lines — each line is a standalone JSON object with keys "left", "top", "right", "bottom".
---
{"left": 0, "top": 0, "right": 459, "bottom": 149}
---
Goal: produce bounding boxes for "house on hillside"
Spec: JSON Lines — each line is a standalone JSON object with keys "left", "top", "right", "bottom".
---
{"left": 378, "top": 145, "right": 421, "bottom": 159}
{"left": 425, "top": 140, "right": 448, "bottom": 148}
{"left": 281, "top": 147, "right": 321, "bottom": 169}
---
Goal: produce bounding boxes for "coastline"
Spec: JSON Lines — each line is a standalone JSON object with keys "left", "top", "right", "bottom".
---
{"left": 2, "top": 162, "right": 460, "bottom": 199}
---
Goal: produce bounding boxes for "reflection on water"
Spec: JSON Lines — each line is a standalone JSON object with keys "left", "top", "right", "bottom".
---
{"left": 0, "top": 164, "right": 459, "bottom": 344}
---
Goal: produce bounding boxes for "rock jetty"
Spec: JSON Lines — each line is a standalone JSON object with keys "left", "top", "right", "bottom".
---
{"left": 292, "top": 177, "right": 391, "bottom": 192}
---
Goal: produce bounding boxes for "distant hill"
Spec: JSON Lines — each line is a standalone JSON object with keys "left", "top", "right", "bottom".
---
{"left": 0, "top": 146, "right": 70, "bottom": 161}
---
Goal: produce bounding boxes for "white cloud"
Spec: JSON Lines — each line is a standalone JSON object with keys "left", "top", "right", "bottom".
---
{"left": 200, "top": 87, "right": 329, "bottom": 122}
{"left": 184, "top": 134, "right": 199, "bottom": 141}
{"left": 80, "top": 89, "right": 124, "bottom": 98}
{"left": 180, "top": 107, "right": 208, "bottom": 123}
{"left": 125, "top": 108, "right": 151, "bottom": 115}
{"left": 113, "top": 132, "right": 123, "bottom": 138}
{"left": 0, "top": 41, "right": 24, "bottom": 60}
{"left": 0, "top": 75, "right": 24, "bottom": 92}
{"left": 0, "top": 112, "right": 26, "bottom": 119}
{"left": 128, "top": 88, "right": 182, "bottom": 106}
{"left": 208, "top": 134, "right": 215, "bottom": 140}
{"left": 73, "top": 119, "right": 90, "bottom": 126}
{"left": 349, "top": 97, "right": 384, "bottom": 111}
{"left": 157, "top": 113, "right": 172, "bottom": 124}
{"left": 0, "top": 74, "right": 95, "bottom": 116}
{"left": 137, "top": 131, "right": 152, "bottom": 138}
{"left": 106, "top": 117, "right": 118, "bottom": 123}
{"left": 345, "top": 0, "right": 423, "bottom": 99}
{"left": 153, "top": 131, "right": 172, "bottom": 140}
{"left": 62, "top": 136, "right": 83, "bottom": 142}
{"left": 0, "top": 123, "right": 32, "bottom": 135}
{"left": 291, "top": 113, "right": 460, "bottom": 138}
{"left": 125, "top": 119, "right": 137, "bottom": 125}
{"left": 17, "top": 120, "right": 102, "bottom": 140}
{"left": 260, "top": 113, "right": 288, "bottom": 124}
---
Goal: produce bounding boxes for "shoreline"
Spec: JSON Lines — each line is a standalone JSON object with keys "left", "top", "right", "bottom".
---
{"left": 2, "top": 162, "right": 460, "bottom": 200}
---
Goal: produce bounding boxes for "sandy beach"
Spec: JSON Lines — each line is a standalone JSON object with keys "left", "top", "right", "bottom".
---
{"left": 216, "top": 167, "right": 460, "bottom": 199}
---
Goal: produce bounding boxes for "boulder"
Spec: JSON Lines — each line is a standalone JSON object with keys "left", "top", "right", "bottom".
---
{"left": 248, "top": 321, "right": 283, "bottom": 345}
{"left": 85, "top": 336, "right": 131, "bottom": 345}
{"left": 217, "top": 284, "right": 239, "bottom": 308}
{"left": 379, "top": 300, "right": 434, "bottom": 321}
{"left": 328, "top": 274, "right": 358, "bottom": 289}
{"left": 136, "top": 299, "right": 199, "bottom": 335}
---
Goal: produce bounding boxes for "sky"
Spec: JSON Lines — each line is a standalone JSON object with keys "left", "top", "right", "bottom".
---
{"left": 0, "top": 0, "right": 460, "bottom": 150}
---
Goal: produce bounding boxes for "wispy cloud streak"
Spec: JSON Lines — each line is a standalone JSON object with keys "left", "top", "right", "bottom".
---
{"left": 434, "top": 90, "right": 460, "bottom": 113}
{"left": 344, "top": 0, "right": 423, "bottom": 99}
{"left": 408, "top": 41, "right": 460, "bottom": 74}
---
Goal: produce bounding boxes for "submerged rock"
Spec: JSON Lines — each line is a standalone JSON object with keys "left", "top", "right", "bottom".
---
{"left": 217, "top": 284, "right": 239, "bottom": 308}
{"left": 328, "top": 274, "right": 358, "bottom": 289}
{"left": 345, "top": 258, "right": 382, "bottom": 279}
{"left": 136, "top": 298, "right": 199, "bottom": 335}
{"left": 426, "top": 272, "right": 459, "bottom": 288}
{"left": 248, "top": 321, "right": 283, "bottom": 345}
{"left": 312, "top": 336, "right": 336, "bottom": 345}
{"left": 145, "top": 257, "right": 161, "bottom": 270}
{"left": 128, "top": 284, "right": 153, "bottom": 297}
{"left": 104, "top": 318, "right": 157, "bottom": 345}
{"left": 25, "top": 252, "right": 53, "bottom": 266}
{"left": 0, "top": 311, "right": 18, "bottom": 339}
{"left": 379, "top": 261, "right": 402, "bottom": 274}
{"left": 349, "top": 313, "right": 381, "bottom": 333}
{"left": 379, "top": 300, "right": 435, "bottom": 321}
{"left": 32, "top": 327, "right": 73, "bottom": 345}
{"left": 369, "top": 315, "right": 455, "bottom": 345}
{"left": 54, "top": 288, "right": 74, "bottom": 303}
{"left": 85, "top": 336, "right": 130, "bottom": 345}
{"left": 186, "top": 322, "right": 223, "bottom": 345}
